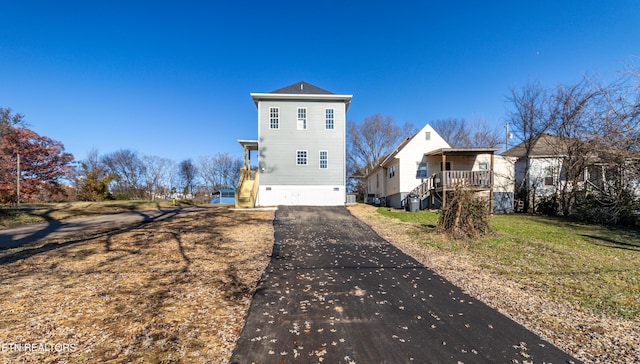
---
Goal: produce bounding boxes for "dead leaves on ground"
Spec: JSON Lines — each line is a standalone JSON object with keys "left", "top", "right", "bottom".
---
{"left": 0, "top": 207, "right": 274, "bottom": 363}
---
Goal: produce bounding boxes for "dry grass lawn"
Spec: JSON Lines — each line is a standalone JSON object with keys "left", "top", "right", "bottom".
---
{"left": 0, "top": 206, "right": 274, "bottom": 363}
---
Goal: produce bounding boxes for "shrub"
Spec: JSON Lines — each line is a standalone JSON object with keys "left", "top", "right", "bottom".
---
{"left": 437, "top": 187, "right": 493, "bottom": 239}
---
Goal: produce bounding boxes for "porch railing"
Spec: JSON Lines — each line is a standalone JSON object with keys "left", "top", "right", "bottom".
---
{"left": 433, "top": 170, "right": 492, "bottom": 189}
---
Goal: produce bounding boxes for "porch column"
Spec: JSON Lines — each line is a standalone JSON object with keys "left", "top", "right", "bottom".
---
{"left": 441, "top": 153, "right": 447, "bottom": 209}
{"left": 490, "top": 153, "right": 494, "bottom": 214}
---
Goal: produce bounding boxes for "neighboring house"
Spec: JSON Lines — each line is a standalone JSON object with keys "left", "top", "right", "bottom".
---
{"left": 501, "top": 133, "right": 638, "bottom": 212}
{"left": 365, "top": 124, "right": 450, "bottom": 208}
{"left": 236, "top": 81, "right": 352, "bottom": 207}
{"left": 365, "top": 124, "right": 516, "bottom": 212}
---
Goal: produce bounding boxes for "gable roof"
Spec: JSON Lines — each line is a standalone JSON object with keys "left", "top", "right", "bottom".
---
{"left": 250, "top": 81, "right": 352, "bottom": 109}
{"left": 502, "top": 133, "right": 565, "bottom": 157}
{"left": 271, "top": 81, "right": 334, "bottom": 95}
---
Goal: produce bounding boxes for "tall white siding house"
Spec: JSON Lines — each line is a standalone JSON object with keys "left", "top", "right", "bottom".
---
{"left": 245, "top": 81, "right": 352, "bottom": 206}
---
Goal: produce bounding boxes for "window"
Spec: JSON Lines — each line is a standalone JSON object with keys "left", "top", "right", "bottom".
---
{"left": 440, "top": 162, "right": 451, "bottom": 171}
{"left": 296, "top": 150, "right": 308, "bottom": 165}
{"left": 416, "top": 163, "right": 428, "bottom": 179}
{"left": 389, "top": 165, "right": 396, "bottom": 178}
{"left": 269, "top": 107, "right": 279, "bottom": 129}
{"left": 478, "top": 162, "right": 489, "bottom": 171}
{"left": 544, "top": 167, "right": 554, "bottom": 186}
{"left": 325, "top": 108, "right": 335, "bottom": 129}
{"left": 425, "top": 132, "right": 431, "bottom": 140}
{"left": 297, "top": 108, "right": 307, "bottom": 130}
{"left": 319, "top": 151, "right": 328, "bottom": 169}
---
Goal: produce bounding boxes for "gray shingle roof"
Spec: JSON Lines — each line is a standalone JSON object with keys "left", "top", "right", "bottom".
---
{"left": 270, "top": 81, "right": 334, "bottom": 95}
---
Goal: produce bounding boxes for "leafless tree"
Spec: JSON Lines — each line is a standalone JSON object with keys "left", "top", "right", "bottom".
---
{"left": 103, "top": 149, "right": 146, "bottom": 199}
{"left": 580, "top": 68, "right": 640, "bottom": 224}
{"left": 347, "top": 114, "right": 415, "bottom": 199}
{"left": 347, "top": 114, "right": 415, "bottom": 172}
{"left": 507, "top": 80, "right": 552, "bottom": 212}
{"left": 177, "top": 159, "right": 198, "bottom": 196}
{"left": 430, "top": 118, "right": 470, "bottom": 147}
{"left": 547, "top": 80, "right": 598, "bottom": 215}
{"left": 143, "top": 155, "right": 174, "bottom": 200}
{"left": 198, "top": 153, "right": 242, "bottom": 193}
{"left": 432, "top": 118, "right": 502, "bottom": 148}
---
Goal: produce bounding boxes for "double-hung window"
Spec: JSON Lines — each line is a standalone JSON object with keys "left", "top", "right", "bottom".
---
{"left": 319, "top": 151, "right": 328, "bottom": 169}
{"left": 297, "top": 108, "right": 307, "bottom": 130}
{"left": 325, "top": 108, "right": 334, "bottom": 129}
{"left": 269, "top": 107, "right": 279, "bottom": 129}
{"left": 296, "top": 150, "right": 308, "bottom": 165}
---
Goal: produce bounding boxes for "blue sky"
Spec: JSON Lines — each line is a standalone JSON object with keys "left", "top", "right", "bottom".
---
{"left": 1, "top": 1, "right": 639, "bottom": 163}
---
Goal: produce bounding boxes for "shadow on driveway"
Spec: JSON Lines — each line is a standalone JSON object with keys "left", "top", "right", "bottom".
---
{"left": 231, "top": 206, "right": 581, "bottom": 363}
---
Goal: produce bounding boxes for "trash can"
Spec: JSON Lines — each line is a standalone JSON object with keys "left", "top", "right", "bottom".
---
{"left": 406, "top": 194, "right": 420, "bottom": 212}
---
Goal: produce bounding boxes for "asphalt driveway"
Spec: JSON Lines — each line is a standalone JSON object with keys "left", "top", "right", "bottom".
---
{"left": 230, "top": 206, "right": 580, "bottom": 363}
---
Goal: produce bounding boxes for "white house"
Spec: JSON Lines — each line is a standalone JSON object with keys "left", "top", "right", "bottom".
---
{"left": 365, "top": 124, "right": 451, "bottom": 208}
{"left": 365, "top": 123, "right": 516, "bottom": 212}
{"left": 236, "top": 81, "right": 352, "bottom": 207}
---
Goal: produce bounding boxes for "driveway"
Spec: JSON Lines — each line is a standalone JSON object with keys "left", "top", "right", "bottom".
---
{"left": 230, "top": 206, "right": 580, "bottom": 363}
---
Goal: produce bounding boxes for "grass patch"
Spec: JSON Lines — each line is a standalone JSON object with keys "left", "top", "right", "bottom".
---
{"left": 378, "top": 208, "right": 640, "bottom": 319}
{"left": 0, "top": 200, "right": 197, "bottom": 228}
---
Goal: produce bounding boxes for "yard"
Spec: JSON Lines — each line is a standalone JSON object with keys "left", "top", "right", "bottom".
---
{"left": 0, "top": 202, "right": 638, "bottom": 363}
{"left": 348, "top": 204, "right": 639, "bottom": 363}
{"left": 0, "top": 205, "right": 274, "bottom": 363}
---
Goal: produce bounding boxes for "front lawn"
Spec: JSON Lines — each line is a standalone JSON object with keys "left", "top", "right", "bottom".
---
{"left": 377, "top": 207, "right": 640, "bottom": 319}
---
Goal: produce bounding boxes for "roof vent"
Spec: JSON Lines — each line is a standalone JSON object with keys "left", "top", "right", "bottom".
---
{"left": 300, "top": 83, "right": 304, "bottom": 90}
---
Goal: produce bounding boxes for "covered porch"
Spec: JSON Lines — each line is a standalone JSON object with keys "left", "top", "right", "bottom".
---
{"left": 410, "top": 148, "right": 498, "bottom": 212}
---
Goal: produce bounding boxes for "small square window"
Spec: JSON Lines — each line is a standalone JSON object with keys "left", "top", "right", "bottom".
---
{"left": 425, "top": 132, "right": 431, "bottom": 140}
{"left": 479, "top": 162, "right": 488, "bottom": 171}
{"left": 296, "top": 150, "right": 308, "bottom": 165}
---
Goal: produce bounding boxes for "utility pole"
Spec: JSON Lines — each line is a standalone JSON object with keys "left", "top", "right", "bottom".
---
{"left": 505, "top": 122, "right": 509, "bottom": 151}
{"left": 17, "top": 152, "right": 20, "bottom": 205}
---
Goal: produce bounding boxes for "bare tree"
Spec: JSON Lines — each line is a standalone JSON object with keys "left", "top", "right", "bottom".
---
{"left": 347, "top": 114, "right": 415, "bottom": 200}
{"left": 430, "top": 118, "right": 470, "bottom": 147}
{"left": 432, "top": 118, "right": 502, "bottom": 148}
{"left": 507, "top": 80, "right": 552, "bottom": 212}
{"left": 580, "top": 69, "right": 640, "bottom": 224}
{"left": 347, "top": 114, "right": 415, "bottom": 172}
{"left": 547, "top": 80, "right": 598, "bottom": 215}
{"left": 103, "top": 149, "right": 146, "bottom": 199}
{"left": 177, "top": 159, "right": 198, "bottom": 197}
{"left": 198, "top": 153, "right": 242, "bottom": 193}
{"left": 143, "top": 155, "right": 174, "bottom": 200}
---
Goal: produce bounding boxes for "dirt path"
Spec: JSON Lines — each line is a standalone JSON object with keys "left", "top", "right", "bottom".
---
{"left": 0, "top": 207, "right": 207, "bottom": 250}
{"left": 230, "top": 206, "right": 580, "bottom": 363}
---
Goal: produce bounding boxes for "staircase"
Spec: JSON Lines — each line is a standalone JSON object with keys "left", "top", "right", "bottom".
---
{"left": 235, "top": 168, "right": 259, "bottom": 208}
{"left": 405, "top": 175, "right": 438, "bottom": 209}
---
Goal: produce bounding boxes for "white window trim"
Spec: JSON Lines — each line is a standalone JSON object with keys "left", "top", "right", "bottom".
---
{"left": 325, "top": 108, "right": 335, "bottom": 130}
{"left": 297, "top": 107, "right": 307, "bottom": 130}
{"left": 319, "top": 150, "right": 328, "bottom": 169}
{"left": 269, "top": 107, "right": 279, "bottom": 129}
{"left": 296, "top": 150, "right": 308, "bottom": 166}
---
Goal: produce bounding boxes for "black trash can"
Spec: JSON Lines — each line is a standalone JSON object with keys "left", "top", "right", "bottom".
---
{"left": 406, "top": 194, "right": 420, "bottom": 212}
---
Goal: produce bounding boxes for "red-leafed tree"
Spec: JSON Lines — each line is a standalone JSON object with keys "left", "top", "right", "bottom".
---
{"left": 1, "top": 109, "right": 75, "bottom": 203}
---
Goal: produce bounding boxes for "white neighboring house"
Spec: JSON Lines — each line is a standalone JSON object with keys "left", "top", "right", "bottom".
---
{"left": 365, "top": 124, "right": 451, "bottom": 208}
{"left": 236, "top": 81, "right": 352, "bottom": 207}
{"left": 365, "top": 123, "right": 517, "bottom": 212}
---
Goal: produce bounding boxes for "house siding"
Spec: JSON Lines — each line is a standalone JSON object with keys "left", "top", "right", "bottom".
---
{"left": 258, "top": 100, "right": 346, "bottom": 187}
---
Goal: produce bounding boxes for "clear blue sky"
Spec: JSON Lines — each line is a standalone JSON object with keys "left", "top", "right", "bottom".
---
{"left": 1, "top": 1, "right": 638, "bottom": 163}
